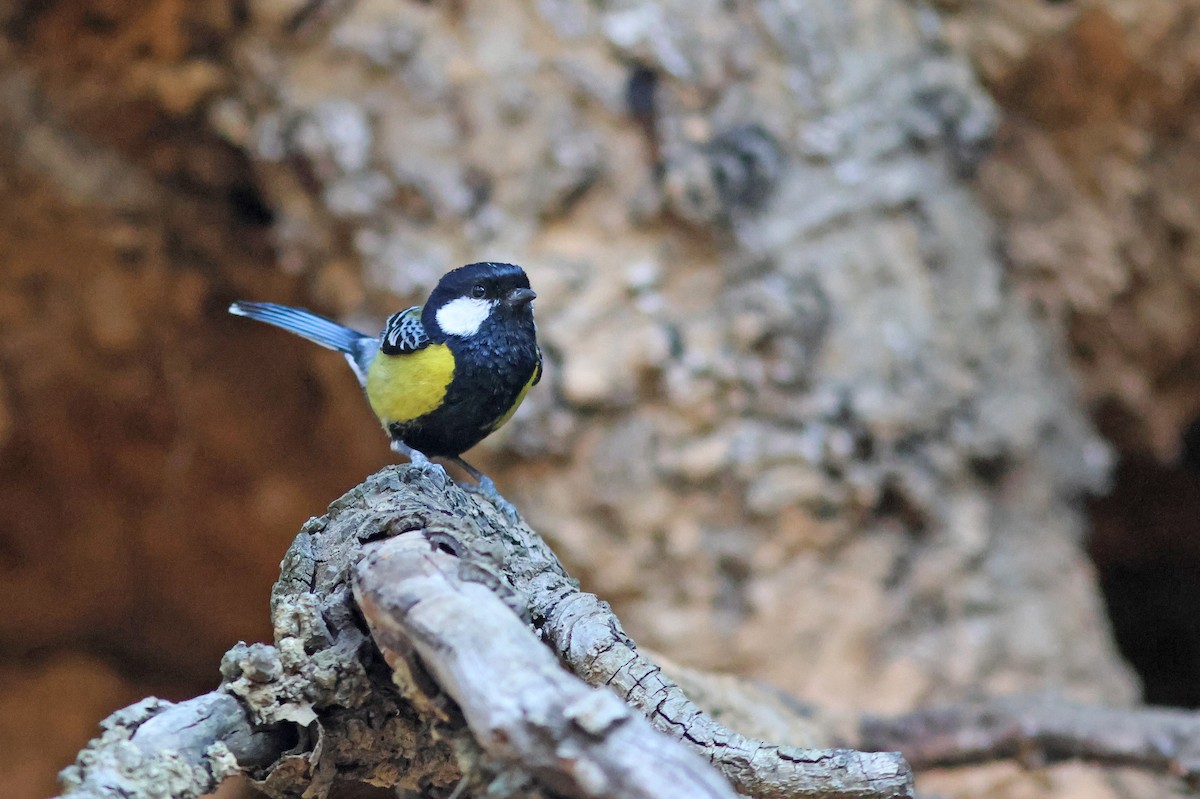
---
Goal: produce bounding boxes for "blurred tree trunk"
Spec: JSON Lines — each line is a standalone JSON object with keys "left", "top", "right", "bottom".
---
{"left": 4, "top": 1, "right": 1198, "bottom": 798}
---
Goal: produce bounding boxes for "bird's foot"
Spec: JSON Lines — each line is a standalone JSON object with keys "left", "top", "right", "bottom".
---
{"left": 460, "top": 479, "right": 520, "bottom": 523}
{"left": 450, "top": 457, "right": 520, "bottom": 522}
{"left": 391, "top": 441, "right": 447, "bottom": 479}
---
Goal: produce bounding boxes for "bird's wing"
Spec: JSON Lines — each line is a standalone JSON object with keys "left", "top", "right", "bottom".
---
{"left": 379, "top": 306, "right": 431, "bottom": 355}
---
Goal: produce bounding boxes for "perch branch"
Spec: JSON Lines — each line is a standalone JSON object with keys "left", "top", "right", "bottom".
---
{"left": 56, "top": 466, "right": 915, "bottom": 799}
{"left": 860, "top": 696, "right": 1200, "bottom": 789}
{"left": 56, "top": 691, "right": 294, "bottom": 799}
{"left": 353, "top": 533, "right": 739, "bottom": 799}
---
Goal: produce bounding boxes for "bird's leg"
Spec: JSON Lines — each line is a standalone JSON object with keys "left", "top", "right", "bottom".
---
{"left": 390, "top": 440, "right": 446, "bottom": 477}
{"left": 449, "top": 456, "right": 519, "bottom": 521}
{"left": 448, "top": 455, "right": 488, "bottom": 485}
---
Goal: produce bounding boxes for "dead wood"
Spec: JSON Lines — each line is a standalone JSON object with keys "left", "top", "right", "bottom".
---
{"left": 56, "top": 692, "right": 294, "bottom": 799}
{"left": 860, "top": 696, "right": 1200, "bottom": 790}
{"left": 56, "top": 465, "right": 914, "bottom": 799}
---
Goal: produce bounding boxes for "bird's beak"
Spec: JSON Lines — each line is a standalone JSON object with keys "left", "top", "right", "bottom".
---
{"left": 505, "top": 287, "right": 537, "bottom": 307}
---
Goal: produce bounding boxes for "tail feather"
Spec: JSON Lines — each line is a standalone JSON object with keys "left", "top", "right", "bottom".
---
{"left": 228, "top": 301, "right": 369, "bottom": 354}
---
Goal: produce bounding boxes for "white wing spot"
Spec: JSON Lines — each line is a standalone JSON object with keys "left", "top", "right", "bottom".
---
{"left": 436, "top": 297, "right": 493, "bottom": 337}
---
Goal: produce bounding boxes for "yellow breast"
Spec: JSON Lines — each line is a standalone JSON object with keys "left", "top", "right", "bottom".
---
{"left": 365, "top": 344, "right": 456, "bottom": 425}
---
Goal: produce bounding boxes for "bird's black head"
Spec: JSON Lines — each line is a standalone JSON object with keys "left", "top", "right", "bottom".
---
{"left": 423, "top": 262, "right": 537, "bottom": 340}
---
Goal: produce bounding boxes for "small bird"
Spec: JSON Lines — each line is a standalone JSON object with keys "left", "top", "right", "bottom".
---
{"left": 229, "top": 262, "right": 541, "bottom": 500}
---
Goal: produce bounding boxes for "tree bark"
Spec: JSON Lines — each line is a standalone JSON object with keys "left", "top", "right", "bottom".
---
{"left": 56, "top": 466, "right": 912, "bottom": 799}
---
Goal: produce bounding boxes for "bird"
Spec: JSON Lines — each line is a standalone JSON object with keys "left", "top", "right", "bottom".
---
{"left": 228, "top": 262, "right": 542, "bottom": 502}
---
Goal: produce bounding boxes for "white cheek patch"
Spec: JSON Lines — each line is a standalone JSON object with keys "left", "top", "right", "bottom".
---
{"left": 435, "top": 297, "right": 494, "bottom": 337}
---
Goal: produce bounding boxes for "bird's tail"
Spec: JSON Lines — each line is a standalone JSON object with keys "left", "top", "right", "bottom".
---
{"left": 228, "top": 301, "right": 367, "bottom": 354}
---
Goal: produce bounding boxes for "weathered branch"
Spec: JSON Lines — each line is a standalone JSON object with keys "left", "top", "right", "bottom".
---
{"left": 57, "top": 465, "right": 914, "bottom": 799}
{"left": 860, "top": 696, "right": 1200, "bottom": 790}
{"left": 538, "top": 590, "right": 911, "bottom": 799}
{"left": 354, "top": 533, "right": 738, "bottom": 798}
{"left": 444, "top": 473, "right": 914, "bottom": 799}
{"left": 56, "top": 691, "right": 295, "bottom": 799}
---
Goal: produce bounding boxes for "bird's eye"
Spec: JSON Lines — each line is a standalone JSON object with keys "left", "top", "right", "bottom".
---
{"left": 471, "top": 284, "right": 486, "bottom": 299}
